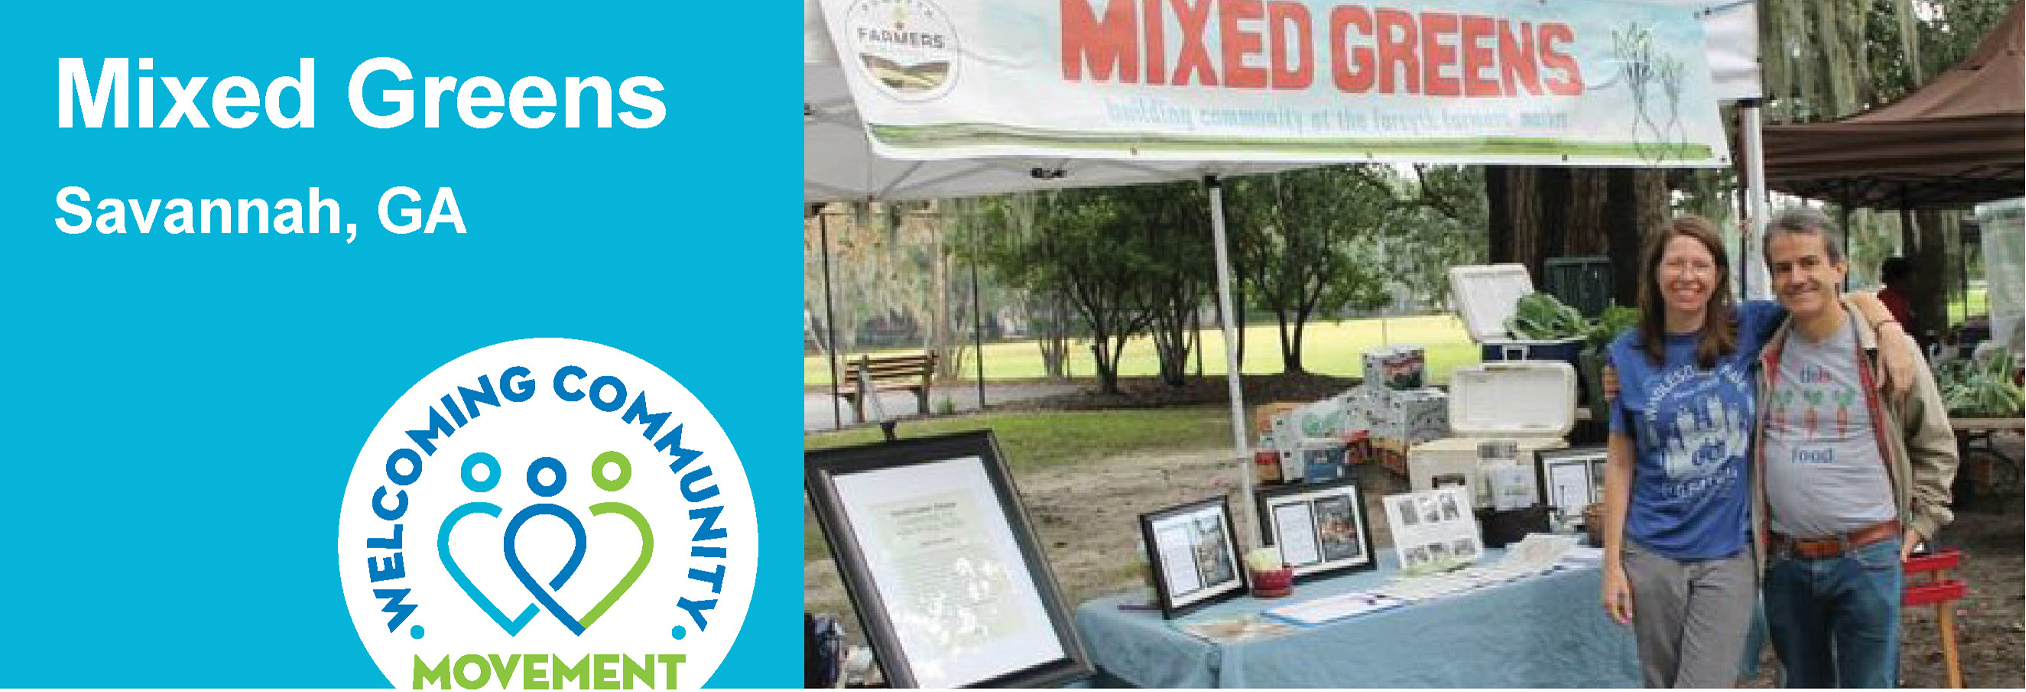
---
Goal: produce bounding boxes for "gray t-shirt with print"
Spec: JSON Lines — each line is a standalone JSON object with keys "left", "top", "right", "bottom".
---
{"left": 1762, "top": 316, "right": 1897, "bottom": 538}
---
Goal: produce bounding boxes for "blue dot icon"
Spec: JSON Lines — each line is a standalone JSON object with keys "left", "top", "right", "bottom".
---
{"left": 671, "top": 626, "right": 686, "bottom": 640}
{"left": 410, "top": 625, "right": 425, "bottom": 639}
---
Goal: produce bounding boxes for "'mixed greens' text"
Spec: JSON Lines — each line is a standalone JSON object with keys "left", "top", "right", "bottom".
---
{"left": 415, "top": 654, "right": 683, "bottom": 690}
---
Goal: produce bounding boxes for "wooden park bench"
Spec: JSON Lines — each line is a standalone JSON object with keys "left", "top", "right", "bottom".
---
{"left": 839, "top": 352, "right": 937, "bottom": 423}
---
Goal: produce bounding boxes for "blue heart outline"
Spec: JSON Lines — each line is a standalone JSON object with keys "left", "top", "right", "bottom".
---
{"left": 438, "top": 502, "right": 540, "bottom": 635}
{"left": 504, "top": 503, "right": 590, "bottom": 635}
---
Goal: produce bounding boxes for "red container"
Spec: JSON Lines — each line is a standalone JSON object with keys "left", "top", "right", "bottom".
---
{"left": 1255, "top": 450, "right": 1283, "bottom": 483}
{"left": 1251, "top": 566, "right": 1294, "bottom": 598}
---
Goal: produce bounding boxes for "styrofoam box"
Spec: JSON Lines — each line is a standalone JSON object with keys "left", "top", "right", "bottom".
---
{"left": 1446, "top": 361, "right": 1576, "bottom": 437}
{"left": 1409, "top": 437, "right": 1569, "bottom": 508}
{"left": 1409, "top": 361, "right": 1576, "bottom": 508}
{"left": 1448, "top": 263, "right": 1536, "bottom": 342}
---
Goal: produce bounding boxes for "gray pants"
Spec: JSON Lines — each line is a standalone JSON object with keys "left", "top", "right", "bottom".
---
{"left": 1621, "top": 541, "right": 1758, "bottom": 688}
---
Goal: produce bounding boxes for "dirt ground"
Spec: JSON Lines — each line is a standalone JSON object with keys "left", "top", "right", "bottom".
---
{"left": 805, "top": 431, "right": 2024, "bottom": 688}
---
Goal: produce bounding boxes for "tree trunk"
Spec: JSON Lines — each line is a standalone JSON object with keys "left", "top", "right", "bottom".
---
{"left": 1566, "top": 170, "right": 1610, "bottom": 255}
{"left": 1603, "top": 169, "right": 1643, "bottom": 309}
{"left": 1091, "top": 333, "right": 1121, "bottom": 395}
{"left": 1912, "top": 209, "right": 1953, "bottom": 344}
{"left": 1486, "top": 167, "right": 1512, "bottom": 262}
{"left": 1489, "top": 166, "right": 1668, "bottom": 310}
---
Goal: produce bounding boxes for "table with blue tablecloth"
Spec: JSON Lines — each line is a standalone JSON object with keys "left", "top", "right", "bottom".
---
{"left": 1074, "top": 548, "right": 1640, "bottom": 688}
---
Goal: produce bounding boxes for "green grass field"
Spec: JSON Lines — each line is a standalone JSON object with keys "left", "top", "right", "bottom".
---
{"left": 1946, "top": 287, "right": 1990, "bottom": 326}
{"left": 810, "top": 286, "right": 1998, "bottom": 388}
{"left": 808, "top": 314, "right": 1485, "bottom": 386}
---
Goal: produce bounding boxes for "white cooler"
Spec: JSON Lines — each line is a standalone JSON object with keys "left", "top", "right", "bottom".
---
{"left": 1409, "top": 361, "right": 1576, "bottom": 508}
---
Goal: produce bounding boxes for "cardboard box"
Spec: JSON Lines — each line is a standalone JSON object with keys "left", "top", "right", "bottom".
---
{"left": 1298, "top": 441, "right": 1349, "bottom": 483}
{"left": 1366, "top": 388, "right": 1448, "bottom": 447}
{"left": 1255, "top": 402, "right": 1303, "bottom": 437}
{"left": 1339, "top": 387, "right": 1393, "bottom": 434}
{"left": 1363, "top": 345, "right": 1427, "bottom": 390}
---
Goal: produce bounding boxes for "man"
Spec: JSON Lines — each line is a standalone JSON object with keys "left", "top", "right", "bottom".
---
{"left": 1876, "top": 256, "right": 1918, "bottom": 344}
{"left": 1752, "top": 208, "right": 1959, "bottom": 688}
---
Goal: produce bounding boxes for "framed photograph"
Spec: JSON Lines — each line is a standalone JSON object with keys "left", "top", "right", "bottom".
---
{"left": 1535, "top": 446, "right": 1609, "bottom": 519}
{"left": 805, "top": 430, "right": 1092, "bottom": 688}
{"left": 1255, "top": 477, "right": 1378, "bottom": 582}
{"left": 1140, "top": 497, "right": 1248, "bottom": 619}
{"left": 1383, "top": 486, "right": 1485, "bottom": 570}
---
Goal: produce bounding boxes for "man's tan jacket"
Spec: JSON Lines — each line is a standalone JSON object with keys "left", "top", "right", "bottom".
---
{"left": 1749, "top": 295, "right": 1959, "bottom": 573}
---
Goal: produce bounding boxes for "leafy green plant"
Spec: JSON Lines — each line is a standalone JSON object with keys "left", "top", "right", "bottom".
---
{"left": 1505, "top": 292, "right": 1588, "bottom": 340}
{"left": 1937, "top": 350, "right": 2024, "bottom": 418}
{"left": 1585, "top": 305, "right": 1643, "bottom": 353}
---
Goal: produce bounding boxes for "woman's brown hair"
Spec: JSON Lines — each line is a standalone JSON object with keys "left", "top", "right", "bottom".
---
{"left": 1635, "top": 215, "right": 1736, "bottom": 369}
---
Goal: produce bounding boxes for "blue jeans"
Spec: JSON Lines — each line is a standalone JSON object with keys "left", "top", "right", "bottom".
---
{"left": 1763, "top": 538, "right": 1904, "bottom": 688}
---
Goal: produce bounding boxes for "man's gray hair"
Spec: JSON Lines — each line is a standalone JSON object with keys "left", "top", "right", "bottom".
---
{"left": 1762, "top": 207, "right": 1846, "bottom": 264}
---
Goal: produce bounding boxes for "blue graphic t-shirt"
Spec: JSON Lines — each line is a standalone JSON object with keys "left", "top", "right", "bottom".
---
{"left": 1607, "top": 301, "right": 1785, "bottom": 560}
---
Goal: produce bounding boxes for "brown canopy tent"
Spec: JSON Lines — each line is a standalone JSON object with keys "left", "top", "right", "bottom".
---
{"left": 1763, "top": 1, "right": 2024, "bottom": 211}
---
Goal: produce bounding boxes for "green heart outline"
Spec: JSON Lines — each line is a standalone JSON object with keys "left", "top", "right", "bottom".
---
{"left": 577, "top": 501, "right": 653, "bottom": 630}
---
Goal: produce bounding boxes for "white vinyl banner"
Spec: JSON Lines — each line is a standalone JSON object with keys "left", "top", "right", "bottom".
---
{"left": 820, "top": 0, "right": 1734, "bottom": 166}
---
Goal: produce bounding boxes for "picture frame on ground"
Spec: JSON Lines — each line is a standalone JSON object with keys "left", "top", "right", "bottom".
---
{"left": 1536, "top": 446, "right": 1609, "bottom": 520}
{"left": 1255, "top": 476, "right": 1379, "bottom": 582}
{"left": 805, "top": 430, "right": 1092, "bottom": 688}
{"left": 1140, "top": 496, "right": 1248, "bottom": 619}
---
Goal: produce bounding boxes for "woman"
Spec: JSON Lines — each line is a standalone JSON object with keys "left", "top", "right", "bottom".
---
{"left": 1600, "top": 216, "right": 1909, "bottom": 688}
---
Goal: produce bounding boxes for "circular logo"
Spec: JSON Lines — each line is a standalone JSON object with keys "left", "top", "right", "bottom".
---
{"left": 843, "top": 0, "right": 961, "bottom": 102}
{"left": 337, "top": 338, "right": 756, "bottom": 689}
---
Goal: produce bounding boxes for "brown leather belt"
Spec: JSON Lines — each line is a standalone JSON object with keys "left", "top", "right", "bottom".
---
{"left": 1773, "top": 520, "right": 1903, "bottom": 559}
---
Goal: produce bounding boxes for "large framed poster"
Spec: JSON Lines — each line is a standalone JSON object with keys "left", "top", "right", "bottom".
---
{"left": 805, "top": 430, "right": 1091, "bottom": 688}
{"left": 1139, "top": 496, "right": 1248, "bottom": 619}
{"left": 1255, "top": 477, "right": 1378, "bottom": 582}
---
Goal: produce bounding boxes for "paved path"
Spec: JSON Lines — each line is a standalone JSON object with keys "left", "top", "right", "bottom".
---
{"left": 804, "top": 382, "right": 1082, "bottom": 432}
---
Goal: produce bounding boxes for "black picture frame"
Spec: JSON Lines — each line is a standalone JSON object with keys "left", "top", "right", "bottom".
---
{"left": 1139, "top": 496, "right": 1249, "bottom": 619}
{"left": 1535, "top": 446, "right": 1609, "bottom": 519}
{"left": 805, "top": 430, "right": 1092, "bottom": 688}
{"left": 1255, "top": 476, "right": 1379, "bottom": 583}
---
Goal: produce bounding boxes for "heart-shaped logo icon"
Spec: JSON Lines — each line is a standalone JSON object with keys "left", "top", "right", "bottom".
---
{"left": 438, "top": 501, "right": 540, "bottom": 635}
{"left": 440, "top": 452, "right": 655, "bottom": 637}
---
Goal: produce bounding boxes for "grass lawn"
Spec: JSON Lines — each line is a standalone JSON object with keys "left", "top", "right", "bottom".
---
{"left": 808, "top": 314, "right": 1484, "bottom": 386}
{"left": 803, "top": 406, "right": 1237, "bottom": 560}
{"left": 1946, "top": 287, "right": 1990, "bottom": 326}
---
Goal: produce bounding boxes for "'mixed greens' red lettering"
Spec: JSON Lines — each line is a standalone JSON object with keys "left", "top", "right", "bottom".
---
{"left": 1061, "top": 0, "right": 1139, "bottom": 81}
{"left": 1060, "top": 0, "right": 1585, "bottom": 97}
{"left": 1266, "top": 1, "right": 1314, "bottom": 88}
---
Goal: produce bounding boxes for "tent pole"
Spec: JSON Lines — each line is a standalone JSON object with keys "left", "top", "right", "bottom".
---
{"left": 1205, "top": 174, "right": 1257, "bottom": 549}
{"left": 972, "top": 220, "right": 986, "bottom": 409}
{"left": 1741, "top": 100, "right": 1772, "bottom": 302}
{"left": 822, "top": 211, "right": 843, "bottom": 429}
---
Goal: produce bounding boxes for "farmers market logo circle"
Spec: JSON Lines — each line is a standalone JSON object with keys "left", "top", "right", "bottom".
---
{"left": 844, "top": 0, "right": 960, "bottom": 101}
{"left": 337, "top": 338, "right": 756, "bottom": 689}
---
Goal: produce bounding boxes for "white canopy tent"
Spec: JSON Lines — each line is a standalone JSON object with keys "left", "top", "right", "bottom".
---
{"left": 806, "top": 0, "right": 1769, "bottom": 548}
{"left": 805, "top": 0, "right": 1317, "bottom": 202}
